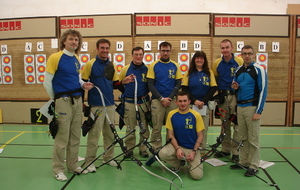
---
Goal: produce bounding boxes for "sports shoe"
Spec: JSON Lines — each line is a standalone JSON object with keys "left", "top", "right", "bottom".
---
{"left": 170, "top": 160, "right": 186, "bottom": 173}
{"left": 71, "top": 167, "right": 88, "bottom": 174}
{"left": 230, "top": 164, "right": 249, "bottom": 170}
{"left": 87, "top": 164, "right": 96, "bottom": 173}
{"left": 103, "top": 160, "right": 118, "bottom": 167}
{"left": 231, "top": 155, "right": 239, "bottom": 162}
{"left": 55, "top": 172, "right": 67, "bottom": 181}
{"left": 139, "top": 151, "right": 149, "bottom": 158}
{"left": 214, "top": 151, "right": 231, "bottom": 158}
{"left": 244, "top": 168, "right": 259, "bottom": 177}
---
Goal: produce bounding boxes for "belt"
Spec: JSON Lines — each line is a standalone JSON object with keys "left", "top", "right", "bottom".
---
{"left": 219, "top": 90, "right": 235, "bottom": 96}
{"left": 237, "top": 97, "right": 258, "bottom": 104}
{"left": 74, "top": 95, "right": 81, "bottom": 99}
{"left": 124, "top": 95, "right": 149, "bottom": 101}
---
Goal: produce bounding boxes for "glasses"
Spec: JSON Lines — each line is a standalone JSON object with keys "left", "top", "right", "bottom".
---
{"left": 241, "top": 52, "right": 254, "bottom": 56}
{"left": 133, "top": 53, "right": 143, "bottom": 57}
{"left": 160, "top": 50, "right": 171, "bottom": 53}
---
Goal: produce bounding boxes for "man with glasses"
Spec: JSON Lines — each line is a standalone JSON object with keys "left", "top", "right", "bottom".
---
{"left": 119, "top": 46, "right": 150, "bottom": 158}
{"left": 230, "top": 45, "right": 268, "bottom": 177}
{"left": 147, "top": 41, "right": 182, "bottom": 151}
{"left": 212, "top": 39, "right": 243, "bottom": 162}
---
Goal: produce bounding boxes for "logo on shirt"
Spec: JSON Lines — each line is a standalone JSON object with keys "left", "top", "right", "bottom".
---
{"left": 168, "top": 69, "right": 175, "bottom": 79}
{"left": 142, "top": 73, "right": 147, "bottom": 82}
{"left": 185, "top": 116, "right": 193, "bottom": 129}
{"left": 75, "top": 62, "right": 80, "bottom": 73}
{"left": 202, "top": 76, "right": 209, "bottom": 86}
{"left": 230, "top": 67, "right": 236, "bottom": 77}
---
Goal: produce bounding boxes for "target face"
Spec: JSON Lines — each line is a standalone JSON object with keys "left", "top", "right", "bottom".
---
{"left": 116, "top": 64, "right": 123, "bottom": 72}
{"left": 26, "top": 55, "right": 34, "bottom": 63}
{"left": 80, "top": 54, "right": 89, "bottom": 63}
{"left": 37, "top": 55, "right": 45, "bottom": 63}
{"left": 4, "top": 75, "right": 12, "bottom": 83}
{"left": 260, "top": 64, "right": 267, "bottom": 70}
{"left": 145, "top": 54, "right": 153, "bottom": 62}
{"left": 115, "top": 55, "right": 124, "bottom": 63}
{"left": 38, "top": 75, "right": 45, "bottom": 82}
{"left": 3, "top": 56, "right": 11, "bottom": 64}
{"left": 3, "top": 66, "right": 11, "bottom": 73}
{"left": 180, "top": 54, "right": 188, "bottom": 62}
{"left": 258, "top": 54, "right": 267, "bottom": 62}
{"left": 37, "top": 65, "right": 45, "bottom": 73}
{"left": 26, "top": 65, "right": 34, "bottom": 73}
{"left": 180, "top": 64, "right": 188, "bottom": 72}
{"left": 27, "top": 75, "right": 35, "bottom": 83}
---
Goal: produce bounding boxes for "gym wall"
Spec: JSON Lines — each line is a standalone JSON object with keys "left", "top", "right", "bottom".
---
{"left": 0, "top": 13, "right": 299, "bottom": 126}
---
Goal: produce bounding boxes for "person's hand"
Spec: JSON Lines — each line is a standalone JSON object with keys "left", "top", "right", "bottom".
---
{"left": 122, "top": 74, "right": 135, "bottom": 84}
{"left": 161, "top": 97, "right": 172, "bottom": 107}
{"left": 176, "top": 148, "right": 185, "bottom": 160}
{"left": 186, "top": 151, "right": 196, "bottom": 162}
{"left": 252, "top": 113, "right": 261, "bottom": 120}
{"left": 83, "top": 82, "right": 94, "bottom": 90}
{"left": 194, "top": 100, "right": 204, "bottom": 109}
{"left": 231, "top": 81, "right": 239, "bottom": 90}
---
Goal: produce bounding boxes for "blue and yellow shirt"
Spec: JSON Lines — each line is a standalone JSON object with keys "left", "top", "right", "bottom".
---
{"left": 147, "top": 59, "right": 182, "bottom": 98}
{"left": 165, "top": 109, "right": 204, "bottom": 149}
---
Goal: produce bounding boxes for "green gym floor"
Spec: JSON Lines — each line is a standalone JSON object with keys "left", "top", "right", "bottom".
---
{"left": 0, "top": 124, "right": 299, "bottom": 190}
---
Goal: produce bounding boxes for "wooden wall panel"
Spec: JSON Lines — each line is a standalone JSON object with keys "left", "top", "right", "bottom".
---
{"left": 295, "top": 38, "right": 300, "bottom": 100}
{"left": 212, "top": 37, "right": 290, "bottom": 101}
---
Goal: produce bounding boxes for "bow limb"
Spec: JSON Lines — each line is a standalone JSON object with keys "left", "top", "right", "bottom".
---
{"left": 134, "top": 77, "right": 146, "bottom": 134}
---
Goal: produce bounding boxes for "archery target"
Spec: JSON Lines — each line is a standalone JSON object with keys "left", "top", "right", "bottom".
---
{"left": 155, "top": 53, "right": 161, "bottom": 61}
{"left": 234, "top": 53, "right": 242, "bottom": 58}
{"left": 114, "top": 53, "right": 125, "bottom": 74}
{"left": 143, "top": 53, "right": 154, "bottom": 66}
{"left": 24, "top": 55, "right": 35, "bottom": 84}
{"left": 0, "top": 58, "right": 2, "bottom": 84}
{"left": 35, "top": 54, "right": 46, "bottom": 84}
{"left": 2, "top": 55, "right": 13, "bottom": 84}
{"left": 256, "top": 53, "right": 268, "bottom": 72}
{"left": 178, "top": 53, "right": 189, "bottom": 75}
{"left": 79, "top": 54, "right": 90, "bottom": 71}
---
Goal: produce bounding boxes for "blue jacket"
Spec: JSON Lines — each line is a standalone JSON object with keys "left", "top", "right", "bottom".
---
{"left": 234, "top": 62, "right": 268, "bottom": 114}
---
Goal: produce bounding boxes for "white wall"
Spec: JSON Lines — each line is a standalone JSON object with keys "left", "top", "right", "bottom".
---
{"left": 1, "top": 0, "right": 300, "bottom": 19}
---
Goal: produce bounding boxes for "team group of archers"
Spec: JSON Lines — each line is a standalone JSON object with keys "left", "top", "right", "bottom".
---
{"left": 43, "top": 29, "right": 268, "bottom": 182}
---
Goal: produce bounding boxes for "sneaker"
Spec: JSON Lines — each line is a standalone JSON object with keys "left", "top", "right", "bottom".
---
{"left": 87, "top": 164, "right": 96, "bottom": 173}
{"left": 214, "top": 151, "right": 231, "bottom": 158}
{"left": 244, "top": 168, "right": 259, "bottom": 177}
{"left": 55, "top": 172, "right": 67, "bottom": 181}
{"left": 103, "top": 160, "right": 118, "bottom": 167}
{"left": 230, "top": 164, "right": 249, "bottom": 170}
{"left": 231, "top": 155, "right": 239, "bottom": 162}
{"left": 139, "top": 151, "right": 149, "bottom": 158}
{"left": 71, "top": 167, "right": 88, "bottom": 174}
{"left": 170, "top": 160, "right": 186, "bottom": 173}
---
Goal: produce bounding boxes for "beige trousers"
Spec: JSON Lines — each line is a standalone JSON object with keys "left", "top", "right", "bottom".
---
{"left": 85, "top": 105, "right": 115, "bottom": 164}
{"left": 159, "top": 143, "right": 203, "bottom": 180}
{"left": 124, "top": 101, "right": 150, "bottom": 152}
{"left": 150, "top": 99, "right": 177, "bottom": 150}
{"left": 52, "top": 97, "right": 82, "bottom": 174}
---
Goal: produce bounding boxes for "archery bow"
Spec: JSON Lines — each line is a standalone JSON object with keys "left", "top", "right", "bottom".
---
{"left": 94, "top": 85, "right": 180, "bottom": 189}
{"left": 134, "top": 77, "right": 146, "bottom": 134}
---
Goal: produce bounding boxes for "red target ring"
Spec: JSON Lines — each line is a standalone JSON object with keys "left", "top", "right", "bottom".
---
{"left": 3, "top": 56, "right": 11, "bottom": 64}
{"left": 180, "top": 54, "right": 188, "bottom": 62}
{"left": 3, "top": 66, "right": 11, "bottom": 73}
{"left": 37, "top": 55, "right": 45, "bottom": 63}
{"left": 4, "top": 75, "right": 12, "bottom": 83}
{"left": 26, "top": 65, "right": 34, "bottom": 73}
{"left": 26, "top": 56, "right": 34, "bottom": 63}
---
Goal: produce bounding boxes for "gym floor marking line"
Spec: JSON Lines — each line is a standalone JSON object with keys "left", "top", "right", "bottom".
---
{"left": 0, "top": 132, "right": 25, "bottom": 149}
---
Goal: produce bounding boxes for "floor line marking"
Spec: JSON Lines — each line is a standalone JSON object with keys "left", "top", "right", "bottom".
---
{"left": 0, "top": 131, "right": 25, "bottom": 150}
